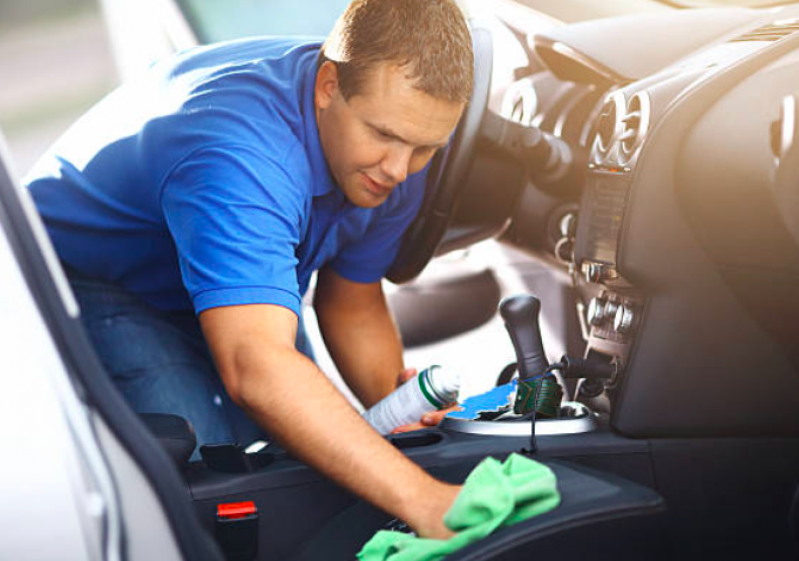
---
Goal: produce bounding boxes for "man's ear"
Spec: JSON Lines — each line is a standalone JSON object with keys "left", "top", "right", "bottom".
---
{"left": 315, "top": 60, "right": 339, "bottom": 111}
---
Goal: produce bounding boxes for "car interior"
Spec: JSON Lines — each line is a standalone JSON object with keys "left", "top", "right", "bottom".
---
{"left": 3, "top": 0, "right": 799, "bottom": 559}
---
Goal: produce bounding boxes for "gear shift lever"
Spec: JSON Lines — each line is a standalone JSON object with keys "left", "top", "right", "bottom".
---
{"left": 499, "top": 295, "right": 549, "bottom": 383}
{"left": 500, "top": 294, "right": 563, "bottom": 452}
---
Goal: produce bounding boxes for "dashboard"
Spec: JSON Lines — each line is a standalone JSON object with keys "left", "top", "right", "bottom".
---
{"left": 456, "top": 3, "right": 799, "bottom": 437}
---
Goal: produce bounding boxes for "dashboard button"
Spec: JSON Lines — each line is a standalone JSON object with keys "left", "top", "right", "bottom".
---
{"left": 613, "top": 305, "right": 635, "bottom": 334}
{"left": 587, "top": 297, "right": 607, "bottom": 325}
{"left": 582, "top": 262, "right": 619, "bottom": 284}
{"left": 604, "top": 299, "right": 619, "bottom": 319}
{"left": 584, "top": 263, "right": 603, "bottom": 283}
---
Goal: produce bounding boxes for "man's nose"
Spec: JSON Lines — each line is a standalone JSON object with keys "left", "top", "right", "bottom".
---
{"left": 381, "top": 144, "right": 413, "bottom": 185}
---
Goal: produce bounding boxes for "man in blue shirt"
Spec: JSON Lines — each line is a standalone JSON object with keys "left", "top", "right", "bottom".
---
{"left": 27, "top": 0, "right": 473, "bottom": 538}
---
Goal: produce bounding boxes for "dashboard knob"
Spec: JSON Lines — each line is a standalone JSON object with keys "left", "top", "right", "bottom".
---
{"left": 582, "top": 262, "right": 618, "bottom": 284}
{"left": 604, "top": 299, "right": 620, "bottom": 319}
{"left": 584, "top": 263, "right": 604, "bottom": 283}
{"left": 613, "top": 305, "right": 635, "bottom": 334}
{"left": 587, "top": 297, "right": 607, "bottom": 325}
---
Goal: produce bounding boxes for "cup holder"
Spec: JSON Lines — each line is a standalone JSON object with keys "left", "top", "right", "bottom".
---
{"left": 388, "top": 431, "right": 444, "bottom": 449}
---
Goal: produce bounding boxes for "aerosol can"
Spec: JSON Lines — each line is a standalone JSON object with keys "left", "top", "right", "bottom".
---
{"left": 363, "top": 365, "right": 460, "bottom": 435}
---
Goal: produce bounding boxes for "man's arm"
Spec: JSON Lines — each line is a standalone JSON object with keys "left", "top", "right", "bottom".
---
{"left": 313, "top": 266, "right": 403, "bottom": 408}
{"left": 200, "top": 303, "right": 458, "bottom": 538}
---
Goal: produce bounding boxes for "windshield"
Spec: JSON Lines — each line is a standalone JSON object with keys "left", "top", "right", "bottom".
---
{"left": 176, "top": 0, "right": 351, "bottom": 43}
{"left": 177, "top": 0, "right": 796, "bottom": 45}
{"left": 667, "top": 0, "right": 796, "bottom": 6}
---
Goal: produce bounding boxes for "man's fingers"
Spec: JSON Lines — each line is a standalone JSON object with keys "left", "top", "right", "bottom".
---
{"left": 389, "top": 404, "right": 462, "bottom": 433}
{"left": 421, "top": 404, "right": 460, "bottom": 426}
{"left": 390, "top": 421, "right": 425, "bottom": 434}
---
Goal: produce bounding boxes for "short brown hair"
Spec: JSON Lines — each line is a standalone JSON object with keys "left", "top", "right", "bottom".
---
{"left": 320, "top": 0, "right": 474, "bottom": 104}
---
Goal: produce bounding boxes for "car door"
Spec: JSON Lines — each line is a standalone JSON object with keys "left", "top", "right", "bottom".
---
{"left": 0, "top": 130, "right": 222, "bottom": 561}
{"left": 0, "top": 139, "right": 111, "bottom": 560}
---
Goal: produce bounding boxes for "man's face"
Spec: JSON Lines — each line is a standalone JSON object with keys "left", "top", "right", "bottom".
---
{"left": 315, "top": 61, "right": 465, "bottom": 208}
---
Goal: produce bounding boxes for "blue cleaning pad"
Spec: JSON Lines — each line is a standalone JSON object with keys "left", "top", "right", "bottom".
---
{"left": 447, "top": 379, "right": 517, "bottom": 420}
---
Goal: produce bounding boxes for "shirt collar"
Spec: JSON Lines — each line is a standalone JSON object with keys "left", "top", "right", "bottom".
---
{"left": 301, "top": 51, "right": 337, "bottom": 199}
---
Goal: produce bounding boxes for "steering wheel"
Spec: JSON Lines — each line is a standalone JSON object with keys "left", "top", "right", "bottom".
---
{"left": 387, "top": 21, "right": 494, "bottom": 284}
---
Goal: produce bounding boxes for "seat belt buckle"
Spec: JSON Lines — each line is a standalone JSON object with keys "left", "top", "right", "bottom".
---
{"left": 216, "top": 501, "right": 259, "bottom": 561}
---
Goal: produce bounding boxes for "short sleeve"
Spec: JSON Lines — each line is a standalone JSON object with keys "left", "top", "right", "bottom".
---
{"left": 330, "top": 170, "right": 426, "bottom": 283}
{"left": 161, "top": 144, "right": 307, "bottom": 317}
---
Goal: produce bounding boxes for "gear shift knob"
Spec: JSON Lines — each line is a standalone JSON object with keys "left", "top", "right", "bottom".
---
{"left": 499, "top": 294, "right": 549, "bottom": 381}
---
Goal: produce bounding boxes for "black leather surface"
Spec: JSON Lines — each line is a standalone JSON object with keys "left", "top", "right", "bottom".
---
{"left": 288, "top": 458, "right": 666, "bottom": 561}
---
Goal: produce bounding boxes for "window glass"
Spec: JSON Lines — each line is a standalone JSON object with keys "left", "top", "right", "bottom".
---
{"left": 177, "top": 0, "right": 351, "bottom": 43}
{"left": 674, "top": 0, "right": 793, "bottom": 6}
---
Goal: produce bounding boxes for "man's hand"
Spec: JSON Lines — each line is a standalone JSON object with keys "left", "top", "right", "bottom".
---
{"left": 390, "top": 367, "right": 460, "bottom": 434}
{"left": 406, "top": 482, "right": 461, "bottom": 540}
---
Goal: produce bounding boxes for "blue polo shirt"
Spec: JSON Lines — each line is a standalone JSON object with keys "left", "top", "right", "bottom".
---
{"left": 25, "top": 38, "right": 428, "bottom": 317}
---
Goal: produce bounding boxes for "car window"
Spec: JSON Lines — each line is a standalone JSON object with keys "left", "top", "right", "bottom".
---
{"left": 176, "top": 0, "right": 352, "bottom": 43}
{"left": 664, "top": 0, "right": 795, "bottom": 6}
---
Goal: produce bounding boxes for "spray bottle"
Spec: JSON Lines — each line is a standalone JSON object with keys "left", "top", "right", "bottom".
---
{"left": 363, "top": 365, "right": 460, "bottom": 435}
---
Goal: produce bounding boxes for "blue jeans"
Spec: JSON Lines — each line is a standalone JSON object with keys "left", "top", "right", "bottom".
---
{"left": 66, "top": 266, "right": 316, "bottom": 459}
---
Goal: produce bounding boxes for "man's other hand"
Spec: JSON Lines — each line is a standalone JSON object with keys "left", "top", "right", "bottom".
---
{"left": 390, "top": 367, "right": 460, "bottom": 433}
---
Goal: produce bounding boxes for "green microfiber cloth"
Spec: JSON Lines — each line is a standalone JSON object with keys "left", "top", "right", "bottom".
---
{"left": 357, "top": 453, "right": 561, "bottom": 561}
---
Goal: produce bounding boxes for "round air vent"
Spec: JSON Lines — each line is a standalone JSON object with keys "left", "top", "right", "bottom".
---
{"left": 619, "top": 92, "right": 650, "bottom": 163}
{"left": 595, "top": 99, "right": 616, "bottom": 154}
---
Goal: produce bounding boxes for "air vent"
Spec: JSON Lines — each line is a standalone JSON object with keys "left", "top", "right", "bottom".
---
{"left": 595, "top": 100, "right": 616, "bottom": 154}
{"left": 730, "top": 19, "right": 799, "bottom": 43}
{"left": 619, "top": 92, "right": 650, "bottom": 163}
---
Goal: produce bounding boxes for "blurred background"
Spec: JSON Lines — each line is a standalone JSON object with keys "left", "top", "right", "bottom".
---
{"left": 0, "top": 0, "right": 117, "bottom": 174}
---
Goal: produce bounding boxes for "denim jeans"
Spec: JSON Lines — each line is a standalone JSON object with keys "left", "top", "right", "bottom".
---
{"left": 66, "top": 266, "right": 316, "bottom": 459}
